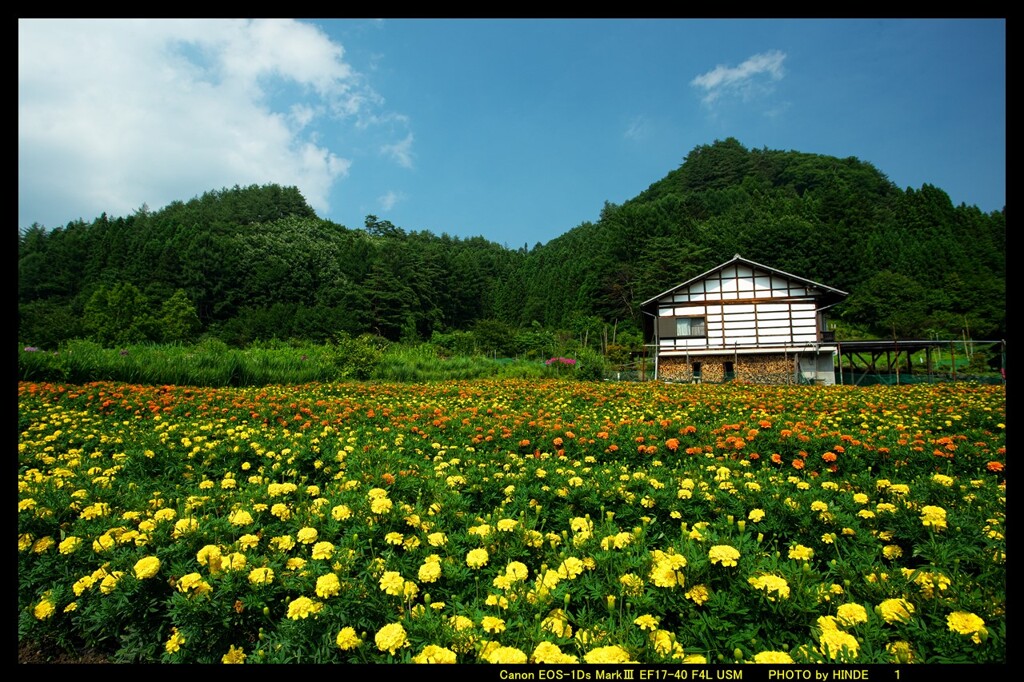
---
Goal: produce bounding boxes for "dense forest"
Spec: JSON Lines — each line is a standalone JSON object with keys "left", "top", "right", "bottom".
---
{"left": 18, "top": 138, "right": 1005, "bottom": 358}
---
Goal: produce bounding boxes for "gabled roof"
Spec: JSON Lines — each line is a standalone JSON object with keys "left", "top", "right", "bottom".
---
{"left": 640, "top": 253, "right": 848, "bottom": 309}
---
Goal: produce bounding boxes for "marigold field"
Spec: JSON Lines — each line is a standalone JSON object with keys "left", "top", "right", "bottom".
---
{"left": 18, "top": 379, "right": 1006, "bottom": 664}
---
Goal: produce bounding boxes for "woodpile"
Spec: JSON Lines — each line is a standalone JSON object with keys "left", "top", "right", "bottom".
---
{"left": 659, "top": 354, "right": 799, "bottom": 384}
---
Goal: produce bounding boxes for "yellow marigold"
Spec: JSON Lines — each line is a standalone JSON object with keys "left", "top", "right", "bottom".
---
{"left": 541, "top": 609, "right": 572, "bottom": 638}
{"left": 221, "top": 552, "right": 246, "bottom": 571}
{"left": 584, "top": 645, "right": 633, "bottom": 664}
{"left": 311, "top": 541, "right": 335, "bottom": 560}
{"left": 427, "top": 531, "right": 448, "bottom": 547}
{"left": 466, "top": 548, "right": 489, "bottom": 569}
{"left": 331, "top": 504, "right": 352, "bottom": 521}
{"left": 505, "top": 561, "right": 529, "bottom": 582}
{"left": 375, "top": 622, "right": 409, "bottom": 655}
{"left": 837, "top": 603, "right": 869, "bottom": 627}
{"left": 753, "top": 651, "right": 794, "bottom": 663}
{"left": 296, "top": 527, "right": 318, "bottom": 544}
{"left": 228, "top": 509, "right": 253, "bottom": 526}
{"left": 99, "top": 571, "right": 123, "bottom": 594}
{"left": 920, "top": 505, "right": 948, "bottom": 531}
{"left": 497, "top": 518, "right": 518, "bottom": 532}
{"left": 882, "top": 544, "right": 903, "bottom": 560}
{"left": 248, "top": 567, "right": 274, "bottom": 585}
{"left": 336, "top": 627, "right": 362, "bottom": 651}
{"left": 486, "top": 646, "right": 528, "bottom": 664}
{"left": 650, "top": 562, "right": 680, "bottom": 588}
{"left": 748, "top": 574, "right": 790, "bottom": 601}
{"left": 133, "top": 556, "right": 161, "bottom": 580}
{"left": 947, "top": 611, "right": 987, "bottom": 644}
{"left": 413, "top": 644, "right": 458, "bottom": 663}
{"left": 634, "top": 614, "right": 660, "bottom": 631}
{"left": 876, "top": 598, "right": 915, "bottom": 624}
{"left": 33, "top": 599, "right": 55, "bottom": 620}
{"left": 222, "top": 644, "right": 246, "bottom": 664}
{"left": 482, "top": 616, "right": 506, "bottom": 634}
{"left": 165, "top": 627, "right": 185, "bottom": 654}
{"left": 852, "top": 493, "right": 869, "bottom": 504}
{"left": 370, "top": 496, "right": 393, "bottom": 514}
{"left": 685, "top": 584, "right": 710, "bottom": 605}
{"left": 886, "top": 641, "right": 914, "bottom": 664}
{"left": 620, "top": 572, "right": 644, "bottom": 596}
{"left": 385, "top": 532, "right": 404, "bottom": 545}
{"left": 708, "top": 545, "right": 741, "bottom": 567}
{"left": 810, "top": 500, "right": 829, "bottom": 512}
{"left": 557, "top": 556, "right": 585, "bottom": 579}
{"left": 58, "top": 536, "right": 82, "bottom": 554}
{"left": 287, "top": 596, "right": 323, "bottom": 620}
{"left": 531, "top": 641, "right": 579, "bottom": 664}
{"left": 819, "top": 629, "right": 859, "bottom": 661}
{"left": 316, "top": 573, "right": 341, "bottom": 599}
{"left": 419, "top": 561, "right": 442, "bottom": 584}
{"left": 379, "top": 570, "right": 405, "bottom": 596}
{"left": 789, "top": 544, "right": 814, "bottom": 561}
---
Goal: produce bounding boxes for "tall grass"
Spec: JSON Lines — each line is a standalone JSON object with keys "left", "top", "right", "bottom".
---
{"left": 18, "top": 340, "right": 552, "bottom": 387}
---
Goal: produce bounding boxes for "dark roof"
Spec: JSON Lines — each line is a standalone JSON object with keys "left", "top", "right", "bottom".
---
{"left": 640, "top": 254, "right": 848, "bottom": 309}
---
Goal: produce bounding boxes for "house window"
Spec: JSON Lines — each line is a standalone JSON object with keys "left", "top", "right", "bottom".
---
{"left": 675, "top": 317, "right": 706, "bottom": 338}
{"left": 723, "top": 361, "right": 735, "bottom": 382}
{"left": 692, "top": 362, "right": 702, "bottom": 383}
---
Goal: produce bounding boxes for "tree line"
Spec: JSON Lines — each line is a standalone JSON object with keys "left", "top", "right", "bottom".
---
{"left": 18, "top": 139, "right": 1005, "bottom": 358}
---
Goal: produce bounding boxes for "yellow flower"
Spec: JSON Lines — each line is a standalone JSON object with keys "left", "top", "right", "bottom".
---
{"left": 370, "top": 496, "right": 393, "bottom": 514}
{"left": 620, "top": 573, "right": 644, "bottom": 596}
{"left": 876, "top": 598, "right": 915, "bottom": 624}
{"left": 33, "top": 599, "right": 55, "bottom": 620}
{"left": 531, "top": 641, "right": 579, "bottom": 664}
{"left": 634, "top": 614, "right": 660, "bottom": 631}
{"left": 920, "top": 505, "right": 948, "bottom": 531}
{"left": 584, "top": 645, "right": 633, "bottom": 663}
{"left": 947, "top": 612, "right": 987, "bottom": 644}
{"left": 58, "top": 536, "right": 82, "bottom": 554}
{"left": 482, "top": 616, "right": 506, "bottom": 634}
{"left": 99, "top": 571, "right": 123, "bottom": 594}
{"left": 413, "top": 644, "right": 458, "bottom": 663}
{"left": 228, "top": 509, "right": 253, "bottom": 526}
{"left": 287, "top": 596, "right": 323, "bottom": 620}
{"left": 331, "top": 504, "right": 352, "bottom": 521}
{"left": 336, "top": 627, "right": 362, "bottom": 651}
{"left": 375, "top": 623, "right": 409, "bottom": 655}
{"left": 886, "top": 641, "right": 915, "bottom": 664}
{"left": 427, "top": 532, "right": 448, "bottom": 547}
{"left": 419, "top": 561, "right": 442, "bottom": 584}
{"left": 748, "top": 508, "right": 765, "bottom": 522}
{"left": 466, "top": 548, "right": 489, "bottom": 569}
{"left": 271, "top": 535, "right": 295, "bottom": 551}
{"left": 379, "top": 571, "right": 405, "bottom": 596}
{"left": 837, "top": 603, "right": 869, "bottom": 628}
{"left": 882, "top": 544, "right": 903, "bottom": 560}
{"left": 505, "top": 561, "right": 529, "bottom": 582}
{"left": 296, "top": 527, "right": 318, "bottom": 544}
{"left": 165, "top": 627, "right": 185, "bottom": 654}
{"left": 222, "top": 644, "right": 246, "bottom": 664}
{"left": 685, "top": 584, "right": 710, "bottom": 605}
{"left": 486, "top": 646, "right": 528, "bottom": 664}
{"left": 311, "top": 541, "right": 335, "bottom": 560}
{"left": 788, "top": 544, "right": 814, "bottom": 561}
{"left": 316, "top": 573, "right": 341, "bottom": 599}
{"left": 557, "top": 556, "right": 585, "bottom": 579}
{"left": 133, "top": 556, "right": 161, "bottom": 580}
{"left": 819, "top": 629, "right": 859, "bottom": 661}
{"left": 748, "top": 574, "right": 790, "bottom": 601}
{"left": 248, "top": 567, "right": 274, "bottom": 585}
{"left": 708, "top": 545, "right": 741, "bottom": 567}
{"left": 753, "top": 651, "right": 794, "bottom": 663}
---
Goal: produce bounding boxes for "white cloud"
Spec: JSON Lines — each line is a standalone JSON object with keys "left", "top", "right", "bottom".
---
{"left": 381, "top": 133, "right": 415, "bottom": 169}
{"left": 690, "top": 50, "right": 786, "bottom": 106}
{"left": 377, "top": 190, "right": 405, "bottom": 211}
{"left": 18, "top": 18, "right": 399, "bottom": 228}
{"left": 624, "top": 115, "right": 651, "bottom": 141}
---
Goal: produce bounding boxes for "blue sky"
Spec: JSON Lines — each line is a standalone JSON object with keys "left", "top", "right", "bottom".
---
{"left": 19, "top": 18, "right": 1005, "bottom": 249}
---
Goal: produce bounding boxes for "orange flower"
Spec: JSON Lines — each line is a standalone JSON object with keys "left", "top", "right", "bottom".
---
{"left": 987, "top": 461, "right": 1004, "bottom": 473}
{"left": 382, "top": 473, "right": 396, "bottom": 485}
{"left": 791, "top": 459, "right": 805, "bottom": 470}
{"left": 771, "top": 454, "right": 783, "bottom": 464}
{"left": 665, "top": 438, "right": 680, "bottom": 452}
{"left": 553, "top": 437, "right": 563, "bottom": 447}
{"left": 519, "top": 439, "right": 531, "bottom": 448}
{"left": 822, "top": 452, "right": 837, "bottom": 463}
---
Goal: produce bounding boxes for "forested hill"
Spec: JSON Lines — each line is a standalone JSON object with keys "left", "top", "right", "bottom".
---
{"left": 19, "top": 138, "right": 1005, "bottom": 351}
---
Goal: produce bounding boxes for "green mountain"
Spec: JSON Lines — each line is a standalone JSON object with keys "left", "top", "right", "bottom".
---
{"left": 18, "top": 139, "right": 1005, "bottom": 351}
